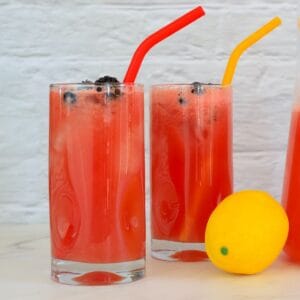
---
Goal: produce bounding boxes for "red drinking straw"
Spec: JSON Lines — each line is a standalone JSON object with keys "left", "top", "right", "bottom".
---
{"left": 123, "top": 6, "right": 206, "bottom": 83}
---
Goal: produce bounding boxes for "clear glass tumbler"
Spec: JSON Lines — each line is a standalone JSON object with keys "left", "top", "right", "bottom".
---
{"left": 282, "top": 14, "right": 300, "bottom": 262}
{"left": 150, "top": 83, "right": 233, "bottom": 261}
{"left": 49, "top": 83, "right": 145, "bottom": 285}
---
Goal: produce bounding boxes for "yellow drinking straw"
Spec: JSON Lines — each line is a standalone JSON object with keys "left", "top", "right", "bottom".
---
{"left": 222, "top": 17, "right": 282, "bottom": 86}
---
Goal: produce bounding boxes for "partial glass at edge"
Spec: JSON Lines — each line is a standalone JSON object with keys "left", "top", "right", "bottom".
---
{"left": 150, "top": 83, "right": 233, "bottom": 261}
{"left": 49, "top": 83, "right": 145, "bottom": 285}
{"left": 282, "top": 14, "right": 300, "bottom": 262}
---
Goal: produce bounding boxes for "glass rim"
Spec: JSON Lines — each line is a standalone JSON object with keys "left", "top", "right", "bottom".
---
{"left": 151, "top": 82, "right": 232, "bottom": 88}
{"left": 50, "top": 82, "right": 144, "bottom": 88}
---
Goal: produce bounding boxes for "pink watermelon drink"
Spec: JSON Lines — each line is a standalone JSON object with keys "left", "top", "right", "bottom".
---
{"left": 151, "top": 83, "right": 233, "bottom": 261}
{"left": 49, "top": 78, "right": 145, "bottom": 284}
{"left": 283, "top": 102, "right": 300, "bottom": 262}
{"left": 283, "top": 14, "right": 300, "bottom": 263}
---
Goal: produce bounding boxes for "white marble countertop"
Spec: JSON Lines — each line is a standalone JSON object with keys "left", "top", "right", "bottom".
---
{"left": 1, "top": 224, "right": 300, "bottom": 300}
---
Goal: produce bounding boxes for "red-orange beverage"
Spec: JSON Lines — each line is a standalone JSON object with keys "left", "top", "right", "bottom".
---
{"left": 151, "top": 83, "right": 233, "bottom": 261}
{"left": 49, "top": 82, "right": 145, "bottom": 284}
{"left": 283, "top": 102, "right": 300, "bottom": 262}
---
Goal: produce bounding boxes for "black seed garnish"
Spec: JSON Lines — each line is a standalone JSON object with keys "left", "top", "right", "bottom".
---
{"left": 63, "top": 91, "right": 76, "bottom": 104}
{"left": 82, "top": 79, "right": 94, "bottom": 84}
{"left": 178, "top": 97, "right": 187, "bottom": 105}
{"left": 95, "top": 76, "right": 121, "bottom": 99}
{"left": 95, "top": 76, "right": 120, "bottom": 85}
{"left": 191, "top": 82, "right": 205, "bottom": 95}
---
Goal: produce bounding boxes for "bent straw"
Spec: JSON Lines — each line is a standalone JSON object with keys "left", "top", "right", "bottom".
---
{"left": 123, "top": 6, "right": 205, "bottom": 83}
{"left": 222, "top": 17, "right": 282, "bottom": 86}
{"left": 179, "top": 17, "right": 282, "bottom": 243}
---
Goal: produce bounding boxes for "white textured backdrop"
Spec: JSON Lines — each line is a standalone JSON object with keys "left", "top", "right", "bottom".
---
{"left": 0, "top": 0, "right": 298, "bottom": 223}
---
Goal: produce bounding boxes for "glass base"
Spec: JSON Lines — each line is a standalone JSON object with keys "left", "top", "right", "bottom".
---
{"left": 151, "top": 239, "right": 208, "bottom": 262}
{"left": 51, "top": 258, "right": 145, "bottom": 285}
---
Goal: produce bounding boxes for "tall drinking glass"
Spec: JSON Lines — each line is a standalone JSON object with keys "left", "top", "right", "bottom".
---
{"left": 49, "top": 83, "right": 145, "bottom": 284}
{"left": 282, "top": 14, "right": 300, "bottom": 262}
{"left": 150, "top": 83, "right": 233, "bottom": 261}
{"left": 282, "top": 93, "right": 300, "bottom": 263}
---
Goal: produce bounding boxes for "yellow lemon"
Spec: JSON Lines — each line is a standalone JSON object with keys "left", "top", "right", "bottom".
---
{"left": 205, "top": 190, "right": 289, "bottom": 275}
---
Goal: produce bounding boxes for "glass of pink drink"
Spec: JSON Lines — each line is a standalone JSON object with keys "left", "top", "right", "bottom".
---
{"left": 283, "top": 94, "right": 300, "bottom": 262}
{"left": 282, "top": 14, "right": 300, "bottom": 262}
{"left": 151, "top": 83, "right": 233, "bottom": 261}
{"left": 49, "top": 81, "right": 145, "bottom": 285}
